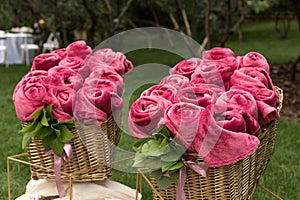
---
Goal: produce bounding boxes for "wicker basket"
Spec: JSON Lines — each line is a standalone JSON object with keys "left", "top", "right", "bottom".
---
{"left": 150, "top": 87, "right": 283, "bottom": 200}
{"left": 24, "top": 114, "right": 121, "bottom": 182}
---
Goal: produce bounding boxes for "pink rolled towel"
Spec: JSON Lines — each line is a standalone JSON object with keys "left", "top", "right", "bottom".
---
{"left": 193, "top": 106, "right": 260, "bottom": 167}
{"left": 66, "top": 40, "right": 92, "bottom": 60}
{"left": 169, "top": 58, "right": 202, "bottom": 79}
{"left": 178, "top": 86, "right": 217, "bottom": 108}
{"left": 128, "top": 95, "right": 171, "bottom": 139}
{"left": 141, "top": 84, "right": 179, "bottom": 104}
{"left": 31, "top": 52, "right": 61, "bottom": 71}
{"left": 165, "top": 102, "right": 205, "bottom": 152}
{"left": 238, "top": 52, "right": 270, "bottom": 73}
{"left": 159, "top": 74, "right": 190, "bottom": 90}
{"left": 83, "top": 77, "right": 122, "bottom": 96}
{"left": 58, "top": 56, "right": 84, "bottom": 73}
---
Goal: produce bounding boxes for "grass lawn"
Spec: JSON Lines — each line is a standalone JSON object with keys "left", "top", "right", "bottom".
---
{"left": 1, "top": 20, "right": 299, "bottom": 199}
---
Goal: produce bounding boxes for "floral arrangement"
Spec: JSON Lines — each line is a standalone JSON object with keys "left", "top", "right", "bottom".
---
{"left": 128, "top": 47, "right": 281, "bottom": 191}
{"left": 13, "top": 40, "right": 133, "bottom": 157}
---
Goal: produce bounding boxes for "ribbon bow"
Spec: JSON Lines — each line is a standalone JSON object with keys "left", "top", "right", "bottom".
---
{"left": 45, "top": 143, "right": 73, "bottom": 198}
{"left": 176, "top": 157, "right": 208, "bottom": 200}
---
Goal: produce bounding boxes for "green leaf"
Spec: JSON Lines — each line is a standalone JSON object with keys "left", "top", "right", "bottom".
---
{"left": 19, "top": 120, "right": 39, "bottom": 134}
{"left": 35, "top": 126, "right": 54, "bottom": 139}
{"left": 22, "top": 132, "right": 33, "bottom": 149}
{"left": 133, "top": 154, "right": 167, "bottom": 169}
{"left": 30, "top": 107, "right": 44, "bottom": 119}
{"left": 151, "top": 170, "right": 163, "bottom": 180}
{"left": 156, "top": 176, "right": 173, "bottom": 189}
{"left": 41, "top": 110, "right": 49, "bottom": 126}
{"left": 169, "top": 170, "right": 180, "bottom": 184}
{"left": 50, "top": 137, "right": 64, "bottom": 157}
{"left": 133, "top": 137, "right": 153, "bottom": 152}
{"left": 56, "top": 120, "right": 74, "bottom": 126}
{"left": 161, "top": 150, "right": 182, "bottom": 162}
{"left": 27, "top": 121, "right": 43, "bottom": 138}
{"left": 59, "top": 125, "right": 74, "bottom": 143}
{"left": 46, "top": 104, "right": 54, "bottom": 119}
{"left": 162, "top": 160, "right": 184, "bottom": 172}
{"left": 52, "top": 126, "right": 61, "bottom": 138}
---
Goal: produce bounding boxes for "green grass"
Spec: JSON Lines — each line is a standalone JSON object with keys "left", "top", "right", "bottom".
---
{"left": 1, "top": 20, "right": 300, "bottom": 199}
{"left": 223, "top": 20, "right": 300, "bottom": 65}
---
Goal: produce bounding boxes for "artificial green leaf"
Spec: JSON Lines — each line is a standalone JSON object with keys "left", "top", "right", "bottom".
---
{"left": 30, "top": 107, "right": 44, "bottom": 119}
{"left": 35, "top": 126, "right": 54, "bottom": 139}
{"left": 42, "top": 134, "right": 56, "bottom": 150}
{"left": 156, "top": 176, "right": 173, "bottom": 189}
{"left": 159, "top": 126, "right": 171, "bottom": 139}
{"left": 161, "top": 150, "right": 182, "bottom": 162}
{"left": 59, "top": 125, "right": 74, "bottom": 143}
{"left": 141, "top": 140, "right": 170, "bottom": 156}
{"left": 169, "top": 170, "right": 180, "bottom": 184}
{"left": 52, "top": 126, "right": 61, "bottom": 138}
{"left": 28, "top": 121, "right": 43, "bottom": 138}
{"left": 133, "top": 154, "right": 167, "bottom": 169}
{"left": 22, "top": 132, "right": 33, "bottom": 149}
{"left": 41, "top": 110, "right": 49, "bottom": 126}
{"left": 46, "top": 104, "right": 54, "bottom": 119}
{"left": 151, "top": 170, "right": 163, "bottom": 180}
{"left": 19, "top": 120, "right": 38, "bottom": 134}
{"left": 56, "top": 120, "right": 74, "bottom": 126}
{"left": 162, "top": 160, "right": 184, "bottom": 172}
{"left": 133, "top": 137, "right": 153, "bottom": 152}
{"left": 50, "top": 137, "right": 64, "bottom": 157}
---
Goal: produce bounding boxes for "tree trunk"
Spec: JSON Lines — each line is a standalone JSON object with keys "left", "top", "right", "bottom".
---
{"left": 291, "top": 55, "right": 300, "bottom": 82}
{"left": 205, "top": 0, "right": 211, "bottom": 49}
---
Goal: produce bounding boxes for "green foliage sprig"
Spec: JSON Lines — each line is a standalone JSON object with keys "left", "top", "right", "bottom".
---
{"left": 20, "top": 105, "right": 74, "bottom": 157}
{"left": 133, "top": 126, "right": 186, "bottom": 189}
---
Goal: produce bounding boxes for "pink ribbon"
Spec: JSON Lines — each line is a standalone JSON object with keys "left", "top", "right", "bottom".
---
{"left": 176, "top": 158, "right": 208, "bottom": 200}
{"left": 45, "top": 143, "right": 73, "bottom": 198}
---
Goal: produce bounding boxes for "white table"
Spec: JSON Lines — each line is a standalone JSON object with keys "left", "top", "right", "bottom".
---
{"left": 0, "top": 33, "right": 36, "bottom": 65}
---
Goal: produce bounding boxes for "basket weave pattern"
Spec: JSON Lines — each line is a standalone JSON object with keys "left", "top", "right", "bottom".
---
{"left": 150, "top": 87, "right": 283, "bottom": 200}
{"left": 25, "top": 114, "right": 121, "bottom": 182}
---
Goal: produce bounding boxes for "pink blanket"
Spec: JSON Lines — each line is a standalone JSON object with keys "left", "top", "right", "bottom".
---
{"left": 193, "top": 106, "right": 260, "bottom": 167}
{"left": 128, "top": 96, "right": 171, "bottom": 139}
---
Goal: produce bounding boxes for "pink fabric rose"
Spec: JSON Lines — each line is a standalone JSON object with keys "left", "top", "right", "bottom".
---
{"left": 165, "top": 102, "right": 205, "bottom": 152}
{"left": 169, "top": 58, "right": 201, "bottom": 79}
{"left": 202, "top": 47, "right": 235, "bottom": 60}
{"left": 88, "top": 68, "right": 124, "bottom": 95}
{"left": 189, "top": 82, "right": 225, "bottom": 96}
{"left": 58, "top": 56, "right": 84, "bottom": 72}
{"left": 128, "top": 96, "right": 171, "bottom": 139}
{"left": 73, "top": 86, "right": 123, "bottom": 125}
{"left": 159, "top": 74, "right": 190, "bottom": 90}
{"left": 13, "top": 82, "right": 47, "bottom": 121}
{"left": 193, "top": 106, "right": 260, "bottom": 167}
{"left": 239, "top": 52, "right": 270, "bottom": 73}
{"left": 52, "top": 48, "right": 67, "bottom": 60}
{"left": 31, "top": 52, "right": 61, "bottom": 71}
{"left": 141, "top": 84, "right": 179, "bottom": 104}
{"left": 83, "top": 77, "right": 122, "bottom": 96}
{"left": 178, "top": 86, "right": 217, "bottom": 107}
{"left": 66, "top": 40, "right": 92, "bottom": 60}
{"left": 42, "top": 87, "right": 74, "bottom": 121}
{"left": 191, "top": 61, "right": 233, "bottom": 90}
{"left": 86, "top": 48, "right": 133, "bottom": 76}
{"left": 46, "top": 66, "right": 83, "bottom": 90}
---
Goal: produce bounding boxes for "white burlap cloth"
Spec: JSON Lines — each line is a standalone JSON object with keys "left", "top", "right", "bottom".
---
{"left": 16, "top": 179, "right": 142, "bottom": 200}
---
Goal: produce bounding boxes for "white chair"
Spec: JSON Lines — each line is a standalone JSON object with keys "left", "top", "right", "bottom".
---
{"left": 42, "top": 33, "right": 59, "bottom": 53}
{"left": 0, "top": 31, "right": 8, "bottom": 67}
{"left": 20, "top": 34, "right": 39, "bottom": 66}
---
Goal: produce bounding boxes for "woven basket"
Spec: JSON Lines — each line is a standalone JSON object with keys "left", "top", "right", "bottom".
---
{"left": 150, "top": 87, "right": 283, "bottom": 200}
{"left": 24, "top": 114, "right": 121, "bottom": 182}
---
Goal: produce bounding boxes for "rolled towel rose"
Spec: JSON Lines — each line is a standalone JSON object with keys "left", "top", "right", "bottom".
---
{"left": 189, "top": 82, "right": 225, "bottom": 96}
{"left": 13, "top": 81, "right": 47, "bottom": 121}
{"left": 31, "top": 52, "right": 61, "bottom": 71}
{"left": 66, "top": 40, "right": 92, "bottom": 60}
{"left": 13, "top": 70, "right": 48, "bottom": 97}
{"left": 169, "top": 58, "right": 201, "bottom": 79}
{"left": 73, "top": 86, "right": 123, "bottom": 125}
{"left": 165, "top": 102, "right": 205, "bottom": 152}
{"left": 193, "top": 106, "right": 260, "bottom": 167}
{"left": 191, "top": 61, "right": 233, "bottom": 90}
{"left": 128, "top": 96, "right": 171, "bottom": 139}
{"left": 86, "top": 48, "right": 133, "bottom": 76}
{"left": 159, "top": 74, "right": 190, "bottom": 90}
{"left": 58, "top": 56, "right": 84, "bottom": 72}
{"left": 52, "top": 48, "right": 67, "bottom": 60}
{"left": 231, "top": 85, "right": 280, "bottom": 125}
{"left": 83, "top": 77, "right": 122, "bottom": 96}
{"left": 230, "top": 67, "right": 274, "bottom": 90}
{"left": 239, "top": 52, "right": 270, "bottom": 73}
{"left": 46, "top": 66, "right": 83, "bottom": 90}
{"left": 141, "top": 84, "right": 179, "bottom": 104}
{"left": 178, "top": 86, "right": 217, "bottom": 107}
{"left": 42, "top": 87, "right": 75, "bottom": 121}
{"left": 202, "top": 47, "right": 235, "bottom": 60}
{"left": 88, "top": 68, "right": 124, "bottom": 95}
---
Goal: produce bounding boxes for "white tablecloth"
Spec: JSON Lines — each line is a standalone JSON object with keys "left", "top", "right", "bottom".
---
{"left": 0, "top": 33, "right": 36, "bottom": 65}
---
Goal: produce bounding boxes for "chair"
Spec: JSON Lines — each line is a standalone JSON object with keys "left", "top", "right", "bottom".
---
{"left": 42, "top": 33, "right": 59, "bottom": 53}
{"left": 20, "top": 34, "right": 39, "bottom": 66}
{"left": 0, "top": 31, "right": 8, "bottom": 67}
